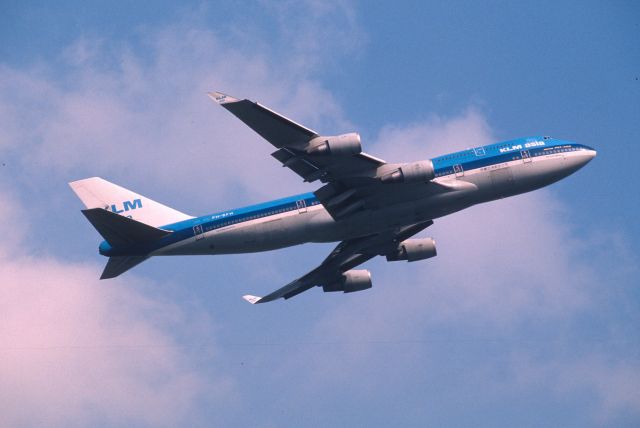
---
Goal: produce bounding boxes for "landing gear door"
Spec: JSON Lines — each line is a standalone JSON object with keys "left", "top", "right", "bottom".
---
{"left": 453, "top": 164, "right": 464, "bottom": 178}
{"left": 521, "top": 150, "right": 532, "bottom": 163}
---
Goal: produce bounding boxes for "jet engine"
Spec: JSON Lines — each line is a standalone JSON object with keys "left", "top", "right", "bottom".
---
{"left": 380, "top": 160, "right": 435, "bottom": 183}
{"left": 307, "top": 133, "right": 362, "bottom": 156}
{"left": 386, "top": 238, "right": 437, "bottom": 262}
{"left": 323, "top": 269, "right": 372, "bottom": 293}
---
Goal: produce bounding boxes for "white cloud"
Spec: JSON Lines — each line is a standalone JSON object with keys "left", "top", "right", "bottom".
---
{"left": 0, "top": 17, "right": 359, "bottom": 215}
{"left": 0, "top": 5, "right": 367, "bottom": 425}
{"left": 0, "top": 4, "right": 371, "bottom": 425}
{"left": 1, "top": 3, "right": 638, "bottom": 425}
{"left": 0, "top": 189, "right": 234, "bottom": 427}
{"left": 370, "top": 107, "right": 494, "bottom": 161}
{"left": 510, "top": 353, "right": 640, "bottom": 422}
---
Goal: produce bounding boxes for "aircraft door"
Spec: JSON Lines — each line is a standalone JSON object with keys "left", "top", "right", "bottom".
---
{"left": 296, "top": 199, "right": 307, "bottom": 213}
{"left": 454, "top": 164, "right": 464, "bottom": 178}
{"left": 193, "top": 224, "right": 204, "bottom": 241}
{"left": 521, "top": 150, "right": 532, "bottom": 163}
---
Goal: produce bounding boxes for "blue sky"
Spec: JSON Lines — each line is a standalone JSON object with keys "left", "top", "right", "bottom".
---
{"left": 1, "top": 1, "right": 639, "bottom": 427}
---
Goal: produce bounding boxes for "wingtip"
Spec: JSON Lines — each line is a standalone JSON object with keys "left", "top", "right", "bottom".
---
{"left": 242, "top": 294, "right": 263, "bottom": 305}
{"left": 207, "top": 91, "right": 239, "bottom": 105}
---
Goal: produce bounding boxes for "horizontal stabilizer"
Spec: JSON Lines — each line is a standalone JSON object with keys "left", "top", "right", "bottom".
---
{"left": 101, "top": 256, "right": 148, "bottom": 279}
{"left": 82, "top": 208, "right": 171, "bottom": 247}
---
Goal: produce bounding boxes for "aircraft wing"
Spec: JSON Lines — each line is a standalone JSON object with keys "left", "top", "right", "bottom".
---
{"left": 209, "top": 92, "right": 384, "bottom": 184}
{"left": 209, "top": 91, "right": 464, "bottom": 222}
{"left": 242, "top": 220, "right": 433, "bottom": 304}
{"left": 209, "top": 92, "right": 404, "bottom": 220}
{"left": 209, "top": 92, "right": 318, "bottom": 147}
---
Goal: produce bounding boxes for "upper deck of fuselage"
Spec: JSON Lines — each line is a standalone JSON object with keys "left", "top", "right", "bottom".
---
{"left": 431, "top": 136, "right": 593, "bottom": 177}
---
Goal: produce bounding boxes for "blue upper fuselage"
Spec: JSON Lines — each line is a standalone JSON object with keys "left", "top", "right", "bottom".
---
{"left": 99, "top": 136, "right": 593, "bottom": 257}
{"left": 431, "top": 136, "right": 593, "bottom": 176}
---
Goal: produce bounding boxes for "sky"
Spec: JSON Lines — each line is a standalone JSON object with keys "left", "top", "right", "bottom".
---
{"left": 1, "top": 1, "right": 639, "bottom": 427}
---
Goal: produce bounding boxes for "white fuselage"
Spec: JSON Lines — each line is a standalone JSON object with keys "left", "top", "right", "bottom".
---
{"left": 150, "top": 140, "right": 595, "bottom": 257}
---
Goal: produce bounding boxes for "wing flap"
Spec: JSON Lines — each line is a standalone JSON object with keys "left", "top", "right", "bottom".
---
{"left": 314, "top": 183, "right": 368, "bottom": 219}
{"left": 283, "top": 157, "right": 321, "bottom": 180}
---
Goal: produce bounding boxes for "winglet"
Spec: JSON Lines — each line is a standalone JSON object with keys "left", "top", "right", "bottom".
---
{"left": 207, "top": 91, "right": 239, "bottom": 105}
{"left": 242, "top": 294, "right": 263, "bottom": 305}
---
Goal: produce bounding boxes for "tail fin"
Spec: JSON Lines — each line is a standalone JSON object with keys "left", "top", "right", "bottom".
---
{"left": 69, "top": 177, "right": 193, "bottom": 227}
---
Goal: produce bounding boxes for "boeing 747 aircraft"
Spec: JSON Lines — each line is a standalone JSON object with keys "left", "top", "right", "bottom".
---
{"left": 70, "top": 92, "right": 596, "bottom": 304}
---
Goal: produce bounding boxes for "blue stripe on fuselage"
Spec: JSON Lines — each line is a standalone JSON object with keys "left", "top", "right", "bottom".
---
{"left": 163, "top": 192, "right": 320, "bottom": 231}
{"left": 100, "top": 192, "right": 321, "bottom": 256}
{"left": 99, "top": 137, "right": 592, "bottom": 256}
{"left": 432, "top": 137, "right": 592, "bottom": 177}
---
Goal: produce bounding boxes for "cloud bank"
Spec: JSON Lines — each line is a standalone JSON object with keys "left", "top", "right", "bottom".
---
{"left": 0, "top": 3, "right": 638, "bottom": 427}
{"left": 0, "top": 188, "right": 234, "bottom": 427}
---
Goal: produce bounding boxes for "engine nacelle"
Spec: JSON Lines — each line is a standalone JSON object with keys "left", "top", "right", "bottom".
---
{"left": 307, "top": 133, "right": 362, "bottom": 156}
{"left": 386, "top": 238, "right": 437, "bottom": 262}
{"left": 380, "top": 160, "right": 435, "bottom": 183}
{"left": 323, "top": 269, "right": 372, "bottom": 293}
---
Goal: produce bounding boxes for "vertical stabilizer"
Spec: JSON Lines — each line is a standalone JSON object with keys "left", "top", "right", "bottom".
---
{"left": 69, "top": 177, "right": 193, "bottom": 227}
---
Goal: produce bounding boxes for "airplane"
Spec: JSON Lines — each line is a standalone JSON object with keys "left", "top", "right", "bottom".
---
{"left": 70, "top": 91, "right": 596, "bottom": 304}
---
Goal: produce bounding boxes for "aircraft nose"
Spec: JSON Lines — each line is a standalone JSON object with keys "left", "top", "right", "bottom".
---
{"left": 570, "top": 145, "right": 596, "bottom": 171}
{"left": 552, "top": 143, "right": 596, "bottom": 179}
{"left": 581, "top": 145, "right": 597, "bottom": 164}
